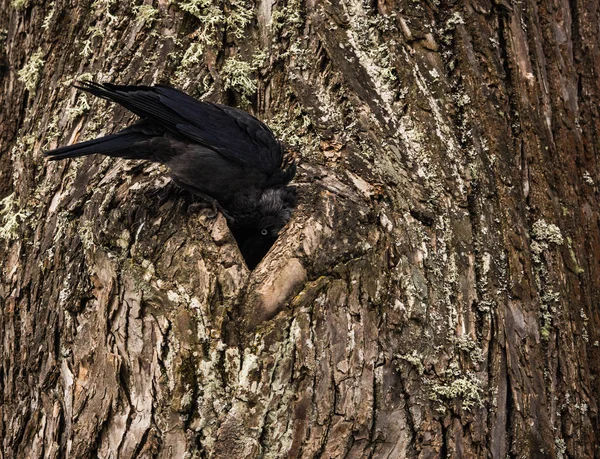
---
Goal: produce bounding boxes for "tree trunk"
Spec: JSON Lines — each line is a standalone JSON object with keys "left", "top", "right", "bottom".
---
{"left": 1, "top": 0, "right": 599, "bottom": 457}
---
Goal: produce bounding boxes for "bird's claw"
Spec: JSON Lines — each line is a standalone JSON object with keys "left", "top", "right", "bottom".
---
{"left": 187, "top": 197, "right": 233, "bottom": 226}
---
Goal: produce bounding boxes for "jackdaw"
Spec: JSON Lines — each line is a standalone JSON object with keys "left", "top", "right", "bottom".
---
{"left": 45, "top": 82, "right": 297, "bottom": 269}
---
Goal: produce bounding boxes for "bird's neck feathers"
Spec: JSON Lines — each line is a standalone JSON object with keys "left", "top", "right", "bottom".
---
{"left": 229, "top": 186, "right": 297, "bottom": 230}
{"left": 258, "top": 187, "right": 297, "bottom": 220}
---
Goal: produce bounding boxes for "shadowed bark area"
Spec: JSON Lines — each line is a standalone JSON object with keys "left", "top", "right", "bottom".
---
{"left": 1, "top": 0, "right": 599, "bottom": 457}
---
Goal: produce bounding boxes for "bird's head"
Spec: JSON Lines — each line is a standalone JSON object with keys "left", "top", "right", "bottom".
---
{"left": 232, "top": 186, "right": 297, "bottom": 269}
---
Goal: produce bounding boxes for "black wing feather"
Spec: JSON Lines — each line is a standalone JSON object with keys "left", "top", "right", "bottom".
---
{"left": 156, "top": 87, "right": 284, "bottom": 171}
{"left": 74, "top": 82, "right": 284, "bottom": 174}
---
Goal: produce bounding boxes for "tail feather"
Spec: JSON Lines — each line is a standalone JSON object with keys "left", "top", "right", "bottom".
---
{"left": 44, "top": 121, "right": 168, "bottom": 161}
{"left": 45, "top": 131, "right": 143, "bottom": 160}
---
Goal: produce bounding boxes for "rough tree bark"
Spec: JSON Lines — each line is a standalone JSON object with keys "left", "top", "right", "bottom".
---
{"left": 1, "top": 0, "right": 599, "bottom": 457}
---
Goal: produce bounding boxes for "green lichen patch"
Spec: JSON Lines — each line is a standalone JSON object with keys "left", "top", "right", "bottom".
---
{"left": 18, "top": 50, "right": 45, "bottom": 95}
{"left": 9, "top": 132, "right": 37, "bottom": 165}
{"left": 133, "top": 4, "right": 159, "bottom": 27}
{"left": 172, "top": 1, "right": 257, "bottom": 90}
{"left": 77, "top": 219, "right": 96, "bottom": 250}
{"left": 67, "top": 94, "right": 91, "bottom": 120}
{"left": 91, "top": 0, "right": 117, "bottom": 23}
{"left": 439, "top": 11, "right": 465, "bottom": 46}
{"left": 180, "top": 42, "right": 205, "bottom": 69}
{"left": 251, "top": 49, "right": 267, "bottom": 69}
{"left": 398, "top": 351, "right": 425, "bottom": 375}
{"left": 42, "top": 2, "right": 56, "bottom": 30}
{"left": 555, "top": 438, "right": 566, "bottom": 459}
{"left": 177, "top": 0, "right": 224, "bottom": 34}
{"left": 176, "top": 0, "right": 253, "bottom": 43}
{"left": 430, "top": 370, "right": 484, "bottom": 412}
{"left": 225, "top": 0, "right": 254, "bottom": 39}
{"left": 454, "top": 336, "right": 485, "bottom": 364}
{"left": 342, "top": 2, "right": 400, "bottom": 108}
{"left": 80, "top": 26, "right": 105, "bottom": 58}
{"left": 271, "top": 0, "right": 303, "bottom": 36}
{"left": 566, "top": 237, "right": 584, "bottom": 274}
{"left": 221, "top": 56, "right": 257, "bottom": 97}
{"left": 11, "top": 0, "right": 29, "bottom": 9}
{"left": 580, "top": 308, "right": 589, "bottom": 343}
{"left": 267, "top": 106, "right": 316, "bottom": 150}
{"left": 531, "top": 219, "right": 564, "bottom": 246}
{"left": 0, "top": 193, "right": 31, "bottom": 242}
{"left": 77, "top": 73, "right": 95, "bottom": 82}
{"left": 539, "top": 292, "right": 560, "bottom": 341}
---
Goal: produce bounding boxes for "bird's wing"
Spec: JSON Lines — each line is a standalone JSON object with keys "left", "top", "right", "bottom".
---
{"left": 75, "top": 82, "right": 284, "bottom": 175}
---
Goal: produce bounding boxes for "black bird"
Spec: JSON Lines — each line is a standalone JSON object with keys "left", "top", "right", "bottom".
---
{"left": 45, "top": 82, "right": 297, "bottom": 269}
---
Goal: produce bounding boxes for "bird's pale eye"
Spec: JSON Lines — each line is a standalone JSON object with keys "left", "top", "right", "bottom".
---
{"left": 261, "top": 228, "right": 268, "bottom": 236}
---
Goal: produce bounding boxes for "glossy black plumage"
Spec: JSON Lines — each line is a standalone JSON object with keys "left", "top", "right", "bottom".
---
{"left": 46, "top": 82, "right": 297, "bottom": 268}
